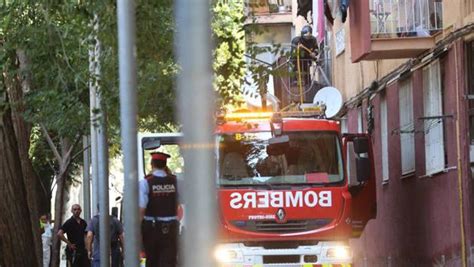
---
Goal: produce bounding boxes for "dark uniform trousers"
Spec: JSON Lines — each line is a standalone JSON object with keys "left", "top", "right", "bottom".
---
{"left": 142, "top": 220, "right": 178, "bottom": 267}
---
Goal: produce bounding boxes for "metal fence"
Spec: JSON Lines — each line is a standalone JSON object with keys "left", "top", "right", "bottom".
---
{"left": 369, "top": 0, "right": 443, "bottom": 38}
{"left": 272, "top": 58, "right": 330, "bottom": 108}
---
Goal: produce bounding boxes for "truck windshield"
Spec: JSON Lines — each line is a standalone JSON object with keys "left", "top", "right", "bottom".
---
{"left": 216, "top": 131, "right": 343, "bottom": 186}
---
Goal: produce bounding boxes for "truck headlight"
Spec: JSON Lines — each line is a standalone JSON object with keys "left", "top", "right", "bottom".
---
{"left": 214, "top": 246, "right": 239, "bottom": 263}
{"left": 326, "top": 246, "right": 351, "bottom": 259}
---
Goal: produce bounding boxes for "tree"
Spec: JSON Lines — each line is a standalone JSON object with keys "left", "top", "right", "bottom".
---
{"left": 0, "top": 0, "right": 254, "bottom": 265}
{"left": 0, "top": 46, "right": 42, "bottom": 267}
{"left": 1, "top": 1, "right": 179, "bottom": 265}
{"left": 212, "top": 0, "right": 246, "bottom": 106}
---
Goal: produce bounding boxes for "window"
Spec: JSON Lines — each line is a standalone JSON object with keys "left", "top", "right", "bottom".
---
{"left": 144, "top": 144, "right": 184, "bottom": 175}
{"left": 358, "top": 106, "right": 364, "bottom": 133}
{"left": 380, "top": 93, "right": 389, "bottom": 182}
{"left": 423, "top": 60, "right": 445, "bottom": 174}
{"left": 216, "top": 132, "right": 344, "bottom": 186}
{"left": 340, "top": 116, "right": 348, "bottom": 134}
{"left": 399, "top": 79, "right": 415, "bottom": 175}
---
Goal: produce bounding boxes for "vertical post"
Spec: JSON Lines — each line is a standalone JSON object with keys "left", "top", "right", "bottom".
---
{"left": 176, "top": 1, "right": 217, "bottom": 267}
{"left": 390, "top": 0, "right": 394, "bottom": 34}
{"left": 427, "top": 0, "right": 430, "bottom": 29}
{"left": 455, "top": 43, "right": 468, "bottom": 267}
{"left": 117, "top": 1, "right": 140, "bottom": 266}
{"left": 90, "top": 13, "right": 112, "bottom": 266}
{"left": 89, "top": 15, "right": 99, "bottom": 217}
{"left": 397, "top": 0, "right": 401, "bottom": 34}
{"left": 375, "top": 0, "right": 380, "bottom": 33}
{"left": 91, "top": 130, "right": 99, "bottom": 215}
{"left": 82, "top": 135, "right": 91, "bottom": 221}
{"left": 98, "top": 105, "right": 110, "bottom": 266}
{"left": 404, "top": 0, "right": 408, "bottom": 32}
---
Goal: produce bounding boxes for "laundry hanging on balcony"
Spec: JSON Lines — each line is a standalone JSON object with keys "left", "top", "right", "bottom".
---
{"left": 324, "top": 0, "right": 335, "bottom": 25}
{"left": 340, "top": 0, "right": 350, "bottom": 23}
{"left": 297, "top": 0, "right": 312, "bottom": 21}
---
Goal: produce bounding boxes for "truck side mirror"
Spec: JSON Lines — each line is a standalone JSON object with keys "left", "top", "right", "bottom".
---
{"left": 353, "top": 137, "right": 369, "bottom": 154}
{"left": 344, "top": 134, "right": 372, "bottom": 186}
{"left": 354, "top": 137, "right": 370, "bottom": 182}
{"left": 142, "top": 137, "right": 161, "bottom": 150}
{"left": 356, "top": 157, "right": 370, "bottom": 182}
{"left": 111, "top": 207, "right": 119, "bottom": 218}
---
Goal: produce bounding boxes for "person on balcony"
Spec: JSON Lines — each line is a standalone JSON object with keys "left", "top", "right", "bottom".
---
{"left": 290, "top": 25, "right": 318, "bottom": 91}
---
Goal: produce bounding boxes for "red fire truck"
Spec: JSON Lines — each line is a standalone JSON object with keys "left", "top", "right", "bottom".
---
{"left": 138, "top": 89, "right": 376, "bottom": 266}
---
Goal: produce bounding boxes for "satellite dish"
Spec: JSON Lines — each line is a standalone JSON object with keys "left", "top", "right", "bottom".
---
{"left": 313, "top": 86, "right": 343, "bottom": 118}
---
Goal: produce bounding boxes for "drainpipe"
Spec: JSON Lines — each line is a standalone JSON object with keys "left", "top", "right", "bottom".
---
{"left": 454, "top": 42, "right": 467, "bottom": 267}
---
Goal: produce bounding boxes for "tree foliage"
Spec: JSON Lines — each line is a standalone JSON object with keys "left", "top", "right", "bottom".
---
{"left": 1, "top": 0, "right": 180, "bottom": 201}
{"left": 212, "top": 0, "right": 246, "bottom": 106}
{"left": 0, "top": 0, "right": 259, "bottom": 263}
{"left": 0, "top": 1, "right": 179, "bottom": 264}
{"left": 97, "top": 0, "right": 178, "bottom": 133}
{"left": 211, "top": 0, "right": 285, "bottom": 108}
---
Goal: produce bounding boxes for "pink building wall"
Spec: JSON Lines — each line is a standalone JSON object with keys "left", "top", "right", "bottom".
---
{"left": 345, "top": 40, "right": 473, "bottom": 266}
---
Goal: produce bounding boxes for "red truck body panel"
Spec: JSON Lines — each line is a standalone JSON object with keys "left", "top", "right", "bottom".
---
{"left": 215, "top": 117, "right": 370, "bottom": 242}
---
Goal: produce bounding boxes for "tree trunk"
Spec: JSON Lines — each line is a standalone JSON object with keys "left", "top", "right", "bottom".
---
{"left": 9, "top": 49, "right": 42, "bottom": 267}
{"left": 0, "top": 95, "right": 39, "bottom": 266}
{"left": 50, "top": 140, "right": 73, "bottom": 267}
{"left": 50, "top": 170, "right": 68, "bottom": 267}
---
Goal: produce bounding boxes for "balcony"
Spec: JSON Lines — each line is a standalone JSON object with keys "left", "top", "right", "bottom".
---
{"left": 349, "top": 0, "right": 443, "bottom": 62}
{"left": 245, "top": 0, "right": 293, "bottom": 25}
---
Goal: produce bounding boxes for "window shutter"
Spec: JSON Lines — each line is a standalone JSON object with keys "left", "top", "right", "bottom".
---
{"left": 423, "top": 60, "right": 445, "bottom": 174}
{"left": 399, "top": 79, "right": 415, "bottom": 175}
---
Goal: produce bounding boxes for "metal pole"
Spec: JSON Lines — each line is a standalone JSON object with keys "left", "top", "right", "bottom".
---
{"left": 90, "top": 13, "right": 111, "bottom": 265}
{"left": 117, "top": 1, "right": 140, "bottom": 266}
{"left": 89, "top": 16, "right": 99, "bottom": 217}
{"left": 91, "top": 130, "right": 99, "bottom": 215}
{"left": 82, "top": 135, "right": 91, "bottom": 221}
{"left": 98, "top": 103, "right": 110, "bottom": 267}
{"left": 176, "top": 1, "right": 217, "bottom": 267}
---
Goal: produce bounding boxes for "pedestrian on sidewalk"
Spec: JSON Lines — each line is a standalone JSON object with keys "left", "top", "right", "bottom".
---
{"left": 86, "top": 210, "right": 124, "bottom": 267}
{"left": 58, "top": 204, "right": 90, "bottom": 267}
{"left": 40, "top": 213, "right": 53, "bottom": 267}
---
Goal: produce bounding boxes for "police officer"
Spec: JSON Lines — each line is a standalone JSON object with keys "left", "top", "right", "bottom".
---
{"left": 139, "top": 152, "right": 179, "bottom": 267}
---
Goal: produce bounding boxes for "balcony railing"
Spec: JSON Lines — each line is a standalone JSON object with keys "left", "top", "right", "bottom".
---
{"left": 348, "top": 0, "right": 442, "bottom": 61}
{"left": 370, "top": 0, "right": 442, "bottom": 38}
{"left": 273, "top": 58, "right": 330, "bottom": 107}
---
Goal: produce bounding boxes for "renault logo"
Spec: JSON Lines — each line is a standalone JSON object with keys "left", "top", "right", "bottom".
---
{"left": 275, "top": 208, "right": 286, "bottom": 223}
